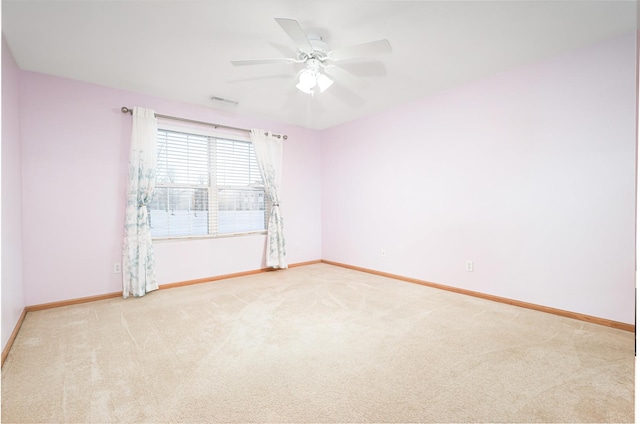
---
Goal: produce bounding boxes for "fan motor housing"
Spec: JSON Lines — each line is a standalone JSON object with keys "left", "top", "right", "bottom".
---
{"left": 304, "top": 33, "right": 329, "bottom": 61}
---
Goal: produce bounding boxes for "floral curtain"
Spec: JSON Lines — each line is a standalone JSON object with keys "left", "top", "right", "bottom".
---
{"left": 122, "top": 107, "right": 159, "bottom": 298}
{"left": 250, "top": 129, "right": 287, "bottom": 269}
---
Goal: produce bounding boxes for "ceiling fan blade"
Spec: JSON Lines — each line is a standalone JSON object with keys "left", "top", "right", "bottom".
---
{"left": 275, "top": 18, "right": 313, "bottom": 54}
{"left": 329, "top": 39, "right": 392, "bottom": 61}
{"left": 324, "top": 65, "right": 368, "bottom": 91}
{"left": 231, "top": 58, "right": 295, "bottom": 66}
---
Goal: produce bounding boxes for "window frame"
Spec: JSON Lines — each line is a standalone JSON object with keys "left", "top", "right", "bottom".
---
{"left": 150, "top": 122, "right": 268, "bottom": 242}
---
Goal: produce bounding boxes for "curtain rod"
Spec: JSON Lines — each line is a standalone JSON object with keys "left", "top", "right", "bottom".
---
{"left": 120, "top": 107, "right": 288, "bottom": 140}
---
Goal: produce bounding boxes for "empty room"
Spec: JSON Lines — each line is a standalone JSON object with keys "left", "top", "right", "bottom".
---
{"left": 1, "top": 0, "right": 636, "bottom": 423}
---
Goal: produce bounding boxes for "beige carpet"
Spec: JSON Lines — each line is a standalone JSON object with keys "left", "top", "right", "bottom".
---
{"left": 1, "top": 263, "right": 634, "bottom": 423}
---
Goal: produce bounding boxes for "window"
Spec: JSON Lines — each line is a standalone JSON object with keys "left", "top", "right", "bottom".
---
{"left": 149, "top": 128, "right": 267, "bottom": 239}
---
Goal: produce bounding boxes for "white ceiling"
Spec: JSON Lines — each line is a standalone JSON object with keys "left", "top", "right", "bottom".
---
{"left": 2, "top": 0, "right": 637, "bottom": 130}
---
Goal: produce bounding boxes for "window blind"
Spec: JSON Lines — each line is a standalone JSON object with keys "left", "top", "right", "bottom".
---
{"left": 149, "top": 129, "right": 267, "bottom": 238}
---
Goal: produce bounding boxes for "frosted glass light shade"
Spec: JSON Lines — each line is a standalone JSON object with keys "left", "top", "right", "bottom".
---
{"left": 296, "top": 70, "right": 317, "bottom": 93}
{"left": 316, "top": 73, "right": 334, "bottom": 92}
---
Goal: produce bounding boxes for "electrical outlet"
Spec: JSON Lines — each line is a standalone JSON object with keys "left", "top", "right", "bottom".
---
{"left": 381, "top": 249, "right": 387, "bottom": 258}
{"left": 465, "top": 260, "right": 474, "bottom": 272}
{"left": 113, "top": 263, "right": 122, "bottom": 274}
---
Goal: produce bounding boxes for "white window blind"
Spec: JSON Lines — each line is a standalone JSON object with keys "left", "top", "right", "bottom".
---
{"left": 149, "top": 129, "right": 267, "bottom": 239}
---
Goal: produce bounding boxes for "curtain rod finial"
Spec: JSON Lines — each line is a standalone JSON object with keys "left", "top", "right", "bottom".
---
{"left": 121, "top": 106, "right": 132, "bottom": 114}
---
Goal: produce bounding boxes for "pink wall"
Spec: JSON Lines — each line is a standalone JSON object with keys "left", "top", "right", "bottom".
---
{"left": 2, "top": 35, "right": 26, "bottom": 350}
{"left": 18, "top": 72, "right": 322, "bottom": 306}
{"left": 321, "top": 33, "right": 637, "bottom": 324}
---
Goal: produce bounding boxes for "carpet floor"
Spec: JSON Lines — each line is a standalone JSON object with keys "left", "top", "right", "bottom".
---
{"left": 1, "top": 263, "right": 634, "bottom": 423}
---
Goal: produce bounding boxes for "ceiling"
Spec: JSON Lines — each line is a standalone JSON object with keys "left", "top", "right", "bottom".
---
{"left": 2, "top": 1, "right": 637, "bottom": 130}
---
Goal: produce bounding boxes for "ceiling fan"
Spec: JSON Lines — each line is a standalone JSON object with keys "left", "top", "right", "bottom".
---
{"left": 231, "top": 18, "right": 392, "bottom": 95}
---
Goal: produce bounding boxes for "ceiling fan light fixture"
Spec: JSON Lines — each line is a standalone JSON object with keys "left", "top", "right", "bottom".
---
{"left": 296, "top": 68, "right": 333, "bottom": 94}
